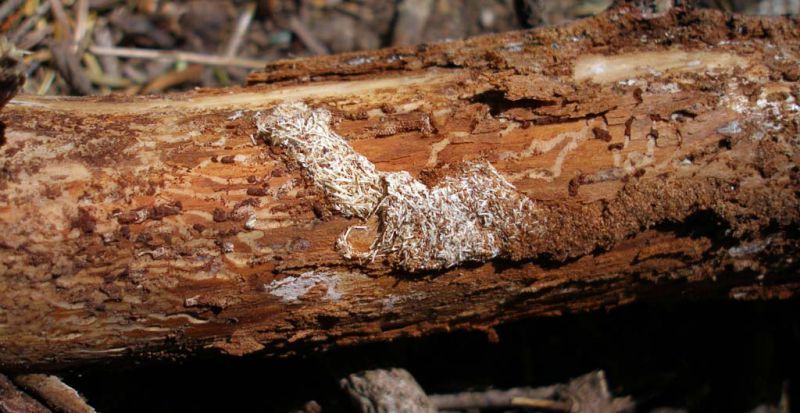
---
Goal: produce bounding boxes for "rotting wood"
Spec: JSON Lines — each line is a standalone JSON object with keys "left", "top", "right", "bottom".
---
{"left": 0, "top": 5, "right": 799, "bottom": 368}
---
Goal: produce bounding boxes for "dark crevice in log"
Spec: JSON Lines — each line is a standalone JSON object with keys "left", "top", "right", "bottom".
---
{"left": 469, "top": 89, "right": 557, "bottom": 116}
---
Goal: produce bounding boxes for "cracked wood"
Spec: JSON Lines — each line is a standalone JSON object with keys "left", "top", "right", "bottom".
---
{"left": 0, "top": 6, "right": 799, "bottom": 367}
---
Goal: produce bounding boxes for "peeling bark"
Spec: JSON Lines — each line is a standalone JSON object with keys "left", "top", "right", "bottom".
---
{"left": 1, "top": 6, "right": 799, "bottom": 368}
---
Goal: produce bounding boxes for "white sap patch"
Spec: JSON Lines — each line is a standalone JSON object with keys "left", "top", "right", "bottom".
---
{"left": 717, "top": 121, "right": 742, "bottom": 136}
{"left": 264, "top": 271, "right": 341, "bottom": 302}
{"left": 728, "top": 240, "right": 768, "bottom": 258}
{"left": 574, "top": 51, "right": 746, "bottom": 83}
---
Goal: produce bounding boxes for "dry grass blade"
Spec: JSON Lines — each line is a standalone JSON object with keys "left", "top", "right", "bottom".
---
{"left": 17, "top": 26, "right": 53, "bottom": 51}
{"left": 37, "top": 69, "right": 57, "bottom": 95}
{"left": 141, "top": 63, "right": 203, "bottom": 94}
{"left": 225, "top": 2, "right": 256, "bottom": 58}
{"left": 50, "top": 40, "right": 94, "bottom": 95}
{"left": 288, "top": 16, "right": 329, "bottom": 55}
{"left": 73, "top": 0, "right": 89, "bottom": 45}
{"left": 91, "top": 26, "right": 119, "bottom": 79}
{"left": 8, "top": 1, "right": 52, "bottom": 44}
{"left": 48, "top": 0, "right": 74, "bottom": 41}
{"left": 89, "top": 45, "right": 269, "bottom": 69}
{"left": 0, "top": 0, "right": 26, "bottom": 23}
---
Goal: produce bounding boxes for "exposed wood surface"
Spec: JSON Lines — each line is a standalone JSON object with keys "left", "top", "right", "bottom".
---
{"left": 1, "top": 6, "right": 799, "bottom": 368}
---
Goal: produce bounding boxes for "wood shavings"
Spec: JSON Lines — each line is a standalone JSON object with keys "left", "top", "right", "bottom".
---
{"left": 257, "top": 102, "right": 383, "bottom": 219}
{"left": 347, "top": 163, "right": 539, "bottom": 271}
{"left": 259, "top": 102, "right": 538, "bottom": 272}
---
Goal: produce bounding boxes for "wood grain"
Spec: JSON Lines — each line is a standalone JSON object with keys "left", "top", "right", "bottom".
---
{"left": 0, "top": 5, "right": 798, "bottom": 368}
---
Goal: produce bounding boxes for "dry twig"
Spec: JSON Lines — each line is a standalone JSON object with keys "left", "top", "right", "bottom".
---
{"left": 141, "top": 63, "right": 204, "bottom": 94}
{"left": 225, "top": 2, "right": 257, "bottom": 58}
{"left": 89, "top": 45, "right": 268, "bottom": 69}
{"left": 8, "top": 2, "right": 52, "bottom": 45}
{"left": 50, "top": 40, "right": 93, "bottom": 95}
{"left": 429, "top": 371, "right": 634, "bottom": 413}
{"left": 287, "top": 16, "right": 329, "bottom": 55}
{"left": 14, "top": 375, "right": 95, "bottom": 413}
{"left": 0, "top": 373, "right": 50, "bottom": 413}
{"left": 0, "top": 0, "right": 26, "bottom": 24}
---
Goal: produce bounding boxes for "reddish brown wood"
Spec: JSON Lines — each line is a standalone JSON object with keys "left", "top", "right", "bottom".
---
{"left": 0, "top": 6, "right": 798, "bottom": 368}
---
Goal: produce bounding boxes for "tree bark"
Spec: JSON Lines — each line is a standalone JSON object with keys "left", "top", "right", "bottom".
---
{"left": 1, "top": 5, "right": 799, "bottom": 368}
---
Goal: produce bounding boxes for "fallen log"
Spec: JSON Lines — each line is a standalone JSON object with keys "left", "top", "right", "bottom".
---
{"left": 1, "top": 5, "right": 799, "bottom": 368}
